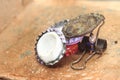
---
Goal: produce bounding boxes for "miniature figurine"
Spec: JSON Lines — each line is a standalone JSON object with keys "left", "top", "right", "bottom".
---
{"left": 35, "top": 13, "right": 107, "bottom": 70}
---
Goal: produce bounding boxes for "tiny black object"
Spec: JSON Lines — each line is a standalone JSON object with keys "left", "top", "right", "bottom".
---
{"left": 114, "top": 41, "right": 118, "bottom": 44}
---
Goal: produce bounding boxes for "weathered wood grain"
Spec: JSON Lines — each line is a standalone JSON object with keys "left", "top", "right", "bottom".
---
{"left": 0, "top": 0, "right": 33, "bottom": 33}
{"left": 0, "top": 0, "right": 120, "bottom": 80}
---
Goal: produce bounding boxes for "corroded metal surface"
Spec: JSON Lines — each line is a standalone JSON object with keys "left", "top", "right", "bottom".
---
{"left": 62, "top": 13, "right": 105, "bottom": 38}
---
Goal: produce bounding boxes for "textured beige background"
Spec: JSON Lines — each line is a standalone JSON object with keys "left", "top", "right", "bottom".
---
{"left": 0, "top": 0, "right": 32, "bottom": 33}
{"left": 0, "top": 0, "right": 120, "bottom": 80}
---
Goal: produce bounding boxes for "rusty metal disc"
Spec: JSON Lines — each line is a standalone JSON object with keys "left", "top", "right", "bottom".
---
{"left": 62, "top": 13, "right": 105, "bottom": 38}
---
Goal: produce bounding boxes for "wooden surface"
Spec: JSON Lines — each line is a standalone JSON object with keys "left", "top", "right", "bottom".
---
{"left": 0, "top": 0, "right": 33, "bottom": 33}
{"left": 0, "top": 0, "right": 120, "bottom": 80}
